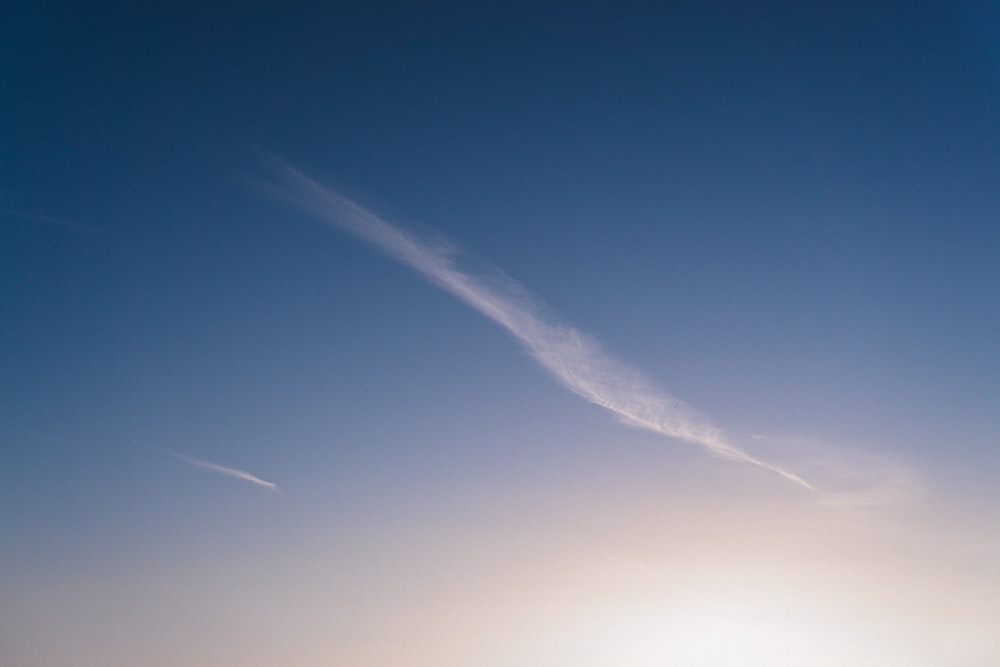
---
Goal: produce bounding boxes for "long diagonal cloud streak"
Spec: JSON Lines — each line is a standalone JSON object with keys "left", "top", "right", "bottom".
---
{"left": 267, "top": 159, "right": 816, "bottom": 493}
{"left": 164, "top": 449, "right": 279, "bottom": 491}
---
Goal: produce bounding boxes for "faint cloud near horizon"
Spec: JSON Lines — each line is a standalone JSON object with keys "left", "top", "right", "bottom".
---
{"left": 156, "top": 447, "right": 279, "bottom": 492}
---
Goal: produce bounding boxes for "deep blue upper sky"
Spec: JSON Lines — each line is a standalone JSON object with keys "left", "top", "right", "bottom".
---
{"left": 6, "top": 1, "right": 999, "bottom": 447}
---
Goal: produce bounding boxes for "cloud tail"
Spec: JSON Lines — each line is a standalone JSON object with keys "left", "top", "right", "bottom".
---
{"left": 162, "top": 448, "right": 279, "bottom": 491}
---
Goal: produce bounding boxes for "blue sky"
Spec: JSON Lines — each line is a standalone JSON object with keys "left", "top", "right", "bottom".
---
{"left": 4, "top": 2, "right": 1000, "bottom": 665}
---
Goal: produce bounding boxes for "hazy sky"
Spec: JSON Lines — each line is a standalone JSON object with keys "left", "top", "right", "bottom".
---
{"left": 4, "top": 2, "right": 1000, "bottom": 665}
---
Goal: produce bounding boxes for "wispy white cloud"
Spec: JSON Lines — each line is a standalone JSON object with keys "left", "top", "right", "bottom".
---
{"left": 162, "top": 448, "right": 278, "bottom": 491}
{"left": 265, "top": 159, "right": 817, "bottom": 493}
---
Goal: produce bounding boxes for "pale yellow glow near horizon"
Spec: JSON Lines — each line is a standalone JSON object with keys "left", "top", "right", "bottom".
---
{"left": 9, "top": 471, "right": 1000, "bottom": 667}
{"left": 511, "top": 592, "right": 923, "bottom": 667}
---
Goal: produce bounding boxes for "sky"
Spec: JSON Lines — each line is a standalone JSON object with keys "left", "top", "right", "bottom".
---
{"left": 3, "top": 1, "right": 1000, "bottom": 665}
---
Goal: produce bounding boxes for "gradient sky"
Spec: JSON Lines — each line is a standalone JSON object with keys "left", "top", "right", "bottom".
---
{"left": 4, "top": 2, "right": 1000, "bottom": 665}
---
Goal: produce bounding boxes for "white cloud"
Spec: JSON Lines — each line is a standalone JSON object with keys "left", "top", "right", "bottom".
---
{"left": 266, "top": 158, "right": 817, "bottom": 493}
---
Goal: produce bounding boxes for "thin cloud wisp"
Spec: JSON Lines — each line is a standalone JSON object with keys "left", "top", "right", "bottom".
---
{"left": 163, "top": 448, "right": 279, "bottom": 491}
